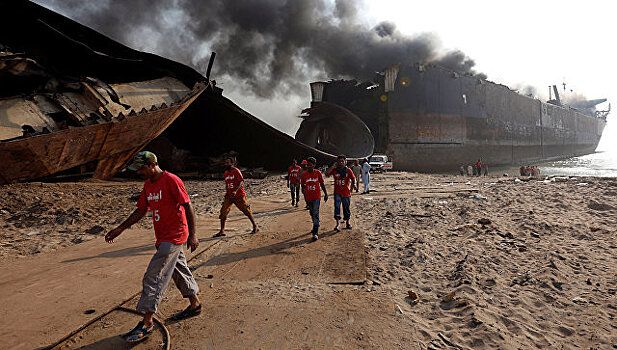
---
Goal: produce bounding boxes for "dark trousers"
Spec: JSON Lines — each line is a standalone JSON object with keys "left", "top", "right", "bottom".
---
{"left": 290, "top": 183, "right": 300, "bottom": 203}
{"left": 333, "top": 194, "right": 351, "bottom": 221}
{"left": 307, "top": 199, "right": 320, "bottom": 232}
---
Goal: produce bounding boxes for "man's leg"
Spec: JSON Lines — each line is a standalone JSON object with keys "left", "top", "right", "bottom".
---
{"left": 342, "top": 196, "right": 352, "bottom": 228}
{"left": 136, "top": 242, "right": 184, "bottom": 327}
{"left": 308, "top": 199, "right": 320, "bottom": 238}
{"left": 216, "top": 197, "right": 233, "bottom": 237}
{"left": 290, "top": 183, "right": 295, "bottom": 205}
{"left": 333, "top": 194, "right": 342, "bottom": 231}
{"left": 236, "top": 196, "right": 258, "bottom": 232}
{"left": 171, "top": 246, "right": 201, "bottom": 314}
{"left": 295, "top": 185, "right": 300, "bottom": 206}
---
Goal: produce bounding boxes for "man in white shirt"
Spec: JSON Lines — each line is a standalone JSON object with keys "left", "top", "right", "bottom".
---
{"left": 361, "top": 158, "right": 371, "bottom": 194}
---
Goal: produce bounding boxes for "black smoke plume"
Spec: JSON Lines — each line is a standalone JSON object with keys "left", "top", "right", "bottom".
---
{"left": 36, "top": 0, "right": 486, "bottom": 98}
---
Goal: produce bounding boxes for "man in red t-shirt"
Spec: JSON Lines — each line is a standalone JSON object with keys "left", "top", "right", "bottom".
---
{"left": 213, "top": 157, "right": 258, "bottom": 237}
{"left": 326, "top": 154, "right": 357, "bottom": 231}
{"left": 105, "top": 151, "right": 201, "bottom": 343}
{"left": 300, "top": 157, "right": 328, "bottom": 240}
{"left": 287, "top": 159, "right": 302, "bottom": 207}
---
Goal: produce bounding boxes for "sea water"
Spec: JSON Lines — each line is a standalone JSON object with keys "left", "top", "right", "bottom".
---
{"left": 537, "top": 151, "right": 617, "bottom": 177}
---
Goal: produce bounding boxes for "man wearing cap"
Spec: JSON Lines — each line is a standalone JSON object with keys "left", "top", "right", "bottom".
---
{"left": 300, "top": 157, "right": 328, "bottom": 240}
{"left": 105, "top": 151, "right": 202, "bottom": 343}
{"left": 287, "top": 159, "right": 301, "bottom": 207}
{"left": 213, "top": 157, "right": 258, "bottom": 237}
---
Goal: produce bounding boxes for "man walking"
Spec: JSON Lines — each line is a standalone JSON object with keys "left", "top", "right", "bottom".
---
{"left": 105, "top": 151, "right": 201, "bottom": 343}
{"left": 361, "top": 158, "right": 371, "bottom": 194}
{"left": 300, "top": 157, "right": 328, "bottom": 240}
{"left": 214, "top": 157, "right": 258, "bottom": 237}
{"left": 351, "top": 160, "right": 362, "bottom": 193}
{"left": 326, "top": 155, "right": 356, "bottom": 231}
{"left": 287, "top": 159, "right": 302, "bottom": 207}
{"left": 299, "top": 159, "right": 309, "bottom": 209}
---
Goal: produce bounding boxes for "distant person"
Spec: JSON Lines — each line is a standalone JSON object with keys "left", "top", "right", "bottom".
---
{"left": 475, "top": 159, "right": 482, "bottom": 177}
{"left": 361, "top": 158, "right": 371, "bottom": 194}
{"left": 467, "top": 164, "right": 473, "bottom": 177}
{"left": 104, "top": 151, "right": 201, "bottom": 343}
{"left": 483, "top": 164, "right": 489, "bottom": 176}
{"left": 214, "top": 157, "right": 258, "bottom": 237}
{"left": 287, "top": 159, "right": 302, "bottom": 207}
{"left": 520, "top": 166, "right": 525, "bottom": 176}
{"left": 525, "top": 165, "right": 531, "bottom": 176}
{"left": 351, "top": 160, "right": 362, "bottom": 192}
{"left": 326, "top": 155, "right": 357, "bottom": 231}
{"left": 300, "top": 159, "right": 309, "bottom": 209}
{"left": 300, "top": 157, "right": 328, "bottom": 240}
{"left": 459, "top": 165, "right": 465, "bottom": 176}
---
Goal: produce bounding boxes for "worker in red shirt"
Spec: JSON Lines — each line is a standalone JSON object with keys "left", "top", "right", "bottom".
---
{"left": 300, "top": 157, "right": 328, "bottom": 240}
{"left": 299, "top": 159, "right": 309, "bottom": 209}
{"left": 214, "top": 157, "right": 258, "bottom": 237}
{"left": 287, "top": 159, "right": 302, "bottom": 207}
{"left": 105, "top": 151, "right": 201, "bottom": 343}
{"left": 475, "top": 159, "right": 482, "bottom": 177}
{"left": 326, "top": 155, "right": 357, "bottom": 231}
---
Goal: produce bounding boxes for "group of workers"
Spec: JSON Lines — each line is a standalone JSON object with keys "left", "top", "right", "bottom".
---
{"left": 460, "top": 159, "right": 489, "bottom": 176}
{"left": 104, "top": 151, "right": 373, "bottom": 343}
{"left": 520, "top": 165, "right": 541, "bottom": 177}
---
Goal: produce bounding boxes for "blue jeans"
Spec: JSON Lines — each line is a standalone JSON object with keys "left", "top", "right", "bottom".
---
{"left": 307, "top": 199, "right": 320, "bottom": 232}
{"left": 333, "top": 194, "right": 351, "bottom": 221}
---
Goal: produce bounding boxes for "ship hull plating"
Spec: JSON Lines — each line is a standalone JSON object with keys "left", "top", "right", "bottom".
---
{"left": 305, "top": 64, "right": 606, "bottom": 172}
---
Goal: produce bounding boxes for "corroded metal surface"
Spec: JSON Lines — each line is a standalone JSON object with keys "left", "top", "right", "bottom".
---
{"left": 304, "top": 63, "right": 607, "bottom": 172}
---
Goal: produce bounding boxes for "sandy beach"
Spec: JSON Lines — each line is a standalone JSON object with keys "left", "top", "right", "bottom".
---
{"left": 1, "top": 171, "right": 617, "bottom": 349}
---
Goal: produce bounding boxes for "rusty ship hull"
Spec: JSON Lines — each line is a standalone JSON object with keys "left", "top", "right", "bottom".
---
{"left": 299, "top": 63, "right": 607, "bottom": 172}
{"left": 0, "top": 88, "right": 203, "bottom": 184}
{"left": 1, "top": 1, "right": 208, "bottom": 183}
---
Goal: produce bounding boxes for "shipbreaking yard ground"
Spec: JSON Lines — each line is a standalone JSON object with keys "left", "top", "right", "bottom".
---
{"left": 3, "top": 191, "right": 409, "bottom": 350}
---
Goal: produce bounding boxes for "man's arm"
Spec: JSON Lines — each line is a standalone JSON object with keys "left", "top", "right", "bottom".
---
{"left": 319, "top": 182, "right": 328, "bottom": 202}
{"left": 182, "top": 202, "right": 199, "bottom": 252}
{"left": 232, "top": 180, "right": 244, "bottom": 197}
{"left": 325, "top": 163, "right": 336, "bottom": 176}
{"left": 105, "top": 207, "right": 148, "bottom": 243}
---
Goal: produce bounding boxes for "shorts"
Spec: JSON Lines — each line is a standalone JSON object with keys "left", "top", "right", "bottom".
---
{"left": 219, "top": 195, "right": 252, "bottom": 220}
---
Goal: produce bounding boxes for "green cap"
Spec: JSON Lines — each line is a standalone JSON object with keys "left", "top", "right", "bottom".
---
{"left": 127, "top": 151, "right": 157, "bottom": 171}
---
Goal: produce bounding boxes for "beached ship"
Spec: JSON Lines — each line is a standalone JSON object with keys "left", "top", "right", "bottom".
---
{"left": 0, "top": 1, "right": 207, "bottom": 184}
{"left": 298, "top": 63, "right": 609, "bottom": 172}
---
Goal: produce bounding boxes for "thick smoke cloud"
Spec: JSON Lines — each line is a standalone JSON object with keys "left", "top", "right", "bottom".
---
{"left": 36, "top": 0, "right": 486, "bottom": 98}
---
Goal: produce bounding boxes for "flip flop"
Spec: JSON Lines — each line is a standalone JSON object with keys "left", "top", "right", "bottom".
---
{"left": 124, "top": 321, "right": 154, "bottom": 343}
{"left": 213, "top": 232, "right": 226, "bottom": 237}
{"left": 171, "top": 303, "right": 202, "bottom": 320}
{"left": 250, "top": 227, "right": 259, "bottom": 234}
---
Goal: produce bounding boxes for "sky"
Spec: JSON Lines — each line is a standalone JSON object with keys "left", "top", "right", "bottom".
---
{"left": 364, "top": 0, "right": 615, "bottom": 150}
{"left": 34, "top": 0, "right": 616, "bottom": 151}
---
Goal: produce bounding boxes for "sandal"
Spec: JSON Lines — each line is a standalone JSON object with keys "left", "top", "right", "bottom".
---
{"left": 213, "top": 232, "right": 226, "bottom": 238}
{"left": 124, "top": 321, "right": 154, "bottom": 343}
{"left": 171, "top": 303, "right": 202, "bottom": 320}
{"left": 250, "top": 227, "right": 259, "bottom": 234}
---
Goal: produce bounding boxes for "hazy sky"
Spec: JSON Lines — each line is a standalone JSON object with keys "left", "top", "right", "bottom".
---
{"left": 35, "top": 0, "right": 615, "bottom": 151}
{"left": 233, "top": 0, "right": 616, "bottom": 150}
{"left": 364, "top": 0, "right": 615, "bottom": 150}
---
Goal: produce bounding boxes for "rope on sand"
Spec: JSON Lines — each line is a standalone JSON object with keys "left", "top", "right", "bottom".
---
{"left": 46, "top": 240, "right": 222, "bottom": 349}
